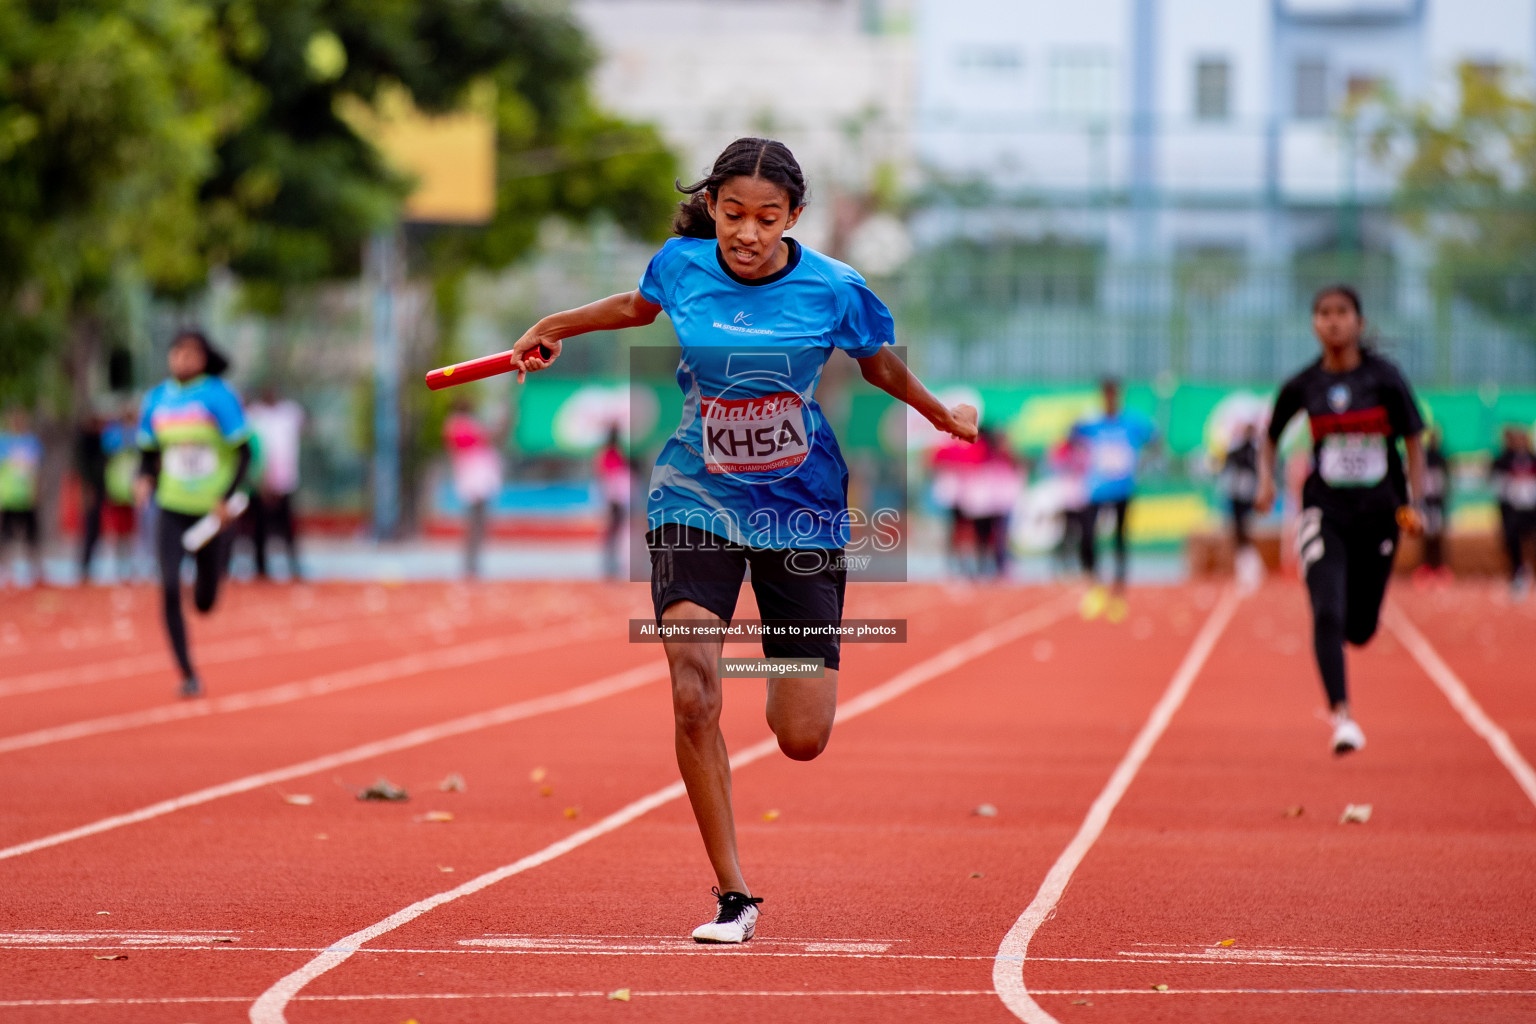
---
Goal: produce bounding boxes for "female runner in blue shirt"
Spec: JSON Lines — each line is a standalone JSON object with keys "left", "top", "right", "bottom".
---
{"left": 509, "top": 138, "right": 976, "bottom": 943}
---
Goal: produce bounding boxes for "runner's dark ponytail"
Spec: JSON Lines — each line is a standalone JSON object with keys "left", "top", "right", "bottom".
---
{"left": 673, "top": 138, "right": 808, "bottom": 239}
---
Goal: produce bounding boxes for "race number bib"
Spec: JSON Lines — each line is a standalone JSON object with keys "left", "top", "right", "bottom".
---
{"left": 1508, "top": 475, "right": 1536, "bottom": 510}
{"left": 701, "top": 392, "right": 808, "bottom": 474}
{"left": 163, "top": 443, "right": 218, "bottom": 482}
{"left": 1091, "top": 440, "right": 1135, "bottom": 479}
{"left": 1318, "top": 433, "right": 1387, "bottom": 487}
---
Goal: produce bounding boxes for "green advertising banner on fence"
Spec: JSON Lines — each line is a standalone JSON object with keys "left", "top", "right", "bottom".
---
{"left": 515, "top": 377, "right": 1536, "bottom": 460}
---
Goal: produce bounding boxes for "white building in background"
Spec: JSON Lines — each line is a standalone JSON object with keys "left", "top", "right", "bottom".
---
{"left": 571, "top": 0, "right": 916, "bottom": 254}
{"left": 915, "top": 0, "right": 1536, "bottom": 261}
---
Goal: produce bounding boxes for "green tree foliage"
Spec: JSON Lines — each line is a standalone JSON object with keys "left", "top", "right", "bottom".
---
{"left": 1, "top": 0, "right": 679, "bottom": 400}
{"left": 203, "top": 0, "right": 677, "bottom": 301}
{"left": 0, "top": 0, "right": 244, "bottom": 402}
{"left": 1374, "top": 63, "right": 1536, "bottom": 335}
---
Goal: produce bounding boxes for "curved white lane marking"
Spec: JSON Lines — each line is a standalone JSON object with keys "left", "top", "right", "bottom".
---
{"left": 249, "top": 595, "right": 1076, "bottom": 1024}
{"left": 1384, "top": 605, "right": 1536, "bottom": 810}
{"left": 993, "top": 589, "right": 1241, "bottom": 1023}
{"left": 0, "top": 623, "right": 592, "bottom": 755}
{"left": 0, "top": 662, "right": 664, "bottom": 862}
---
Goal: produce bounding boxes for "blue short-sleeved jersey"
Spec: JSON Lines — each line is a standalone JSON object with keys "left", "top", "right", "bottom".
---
{"left": 639, "top": 236, "right": 895, "bottom": 549}
{"left": 137, "top": 375, "right": 249, "bottom": 515}
{"left": 1072, "top": 412, "right": 1156, "bottom": 503}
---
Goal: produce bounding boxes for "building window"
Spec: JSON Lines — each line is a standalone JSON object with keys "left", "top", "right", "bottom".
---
{"left": 1194, "top": 58, "right": 1231, "bottom": 121}
{"left": 1048, "top": 50, "right": 1114, "bottom": 120}
{"left": 1294, "top": 58, "right": 1329, "bottom": 119}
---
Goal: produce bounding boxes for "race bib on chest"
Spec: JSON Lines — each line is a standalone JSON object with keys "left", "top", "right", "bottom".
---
{"left": 701, "top": 392, "right": 808, "bottom": 474}
{"left": 1508, "top": 475, "right": 1536, "bottom": 510}
{"left": 1091, "top": 440, "right": 1135, "bottom": 479}
{"left": 164, "top": 443, "right": 219, "bottom": 482}
{"left": 1319, "top": 433, "right": 1387, "bottom": 487}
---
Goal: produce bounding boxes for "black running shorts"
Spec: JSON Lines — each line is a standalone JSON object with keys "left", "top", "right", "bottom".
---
{"left": 648, "top": 524, "right": 847, "bottom": 669}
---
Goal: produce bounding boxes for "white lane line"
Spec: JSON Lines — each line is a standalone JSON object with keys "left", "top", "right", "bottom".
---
{"left": 1383, "top": 605, "right": 1536, "bottom": 810}
{"left": 0, "top": 662, "right": 666, "bottom": 862}
{"left": 992, "top": 588, "right": 1242, "bottom": 1024}
{"left": 0, "top": 605, "right": 527, "bottom": 699}
{"left": 26, "top": 944, "right": 1528, "bottom": 968}
{"left": 12, "top": 987, "right": 1536, "bottom": 1007}
{"left": 249, "top": 595, "right": 1077, "bottom": 1024}
{"left": 0, "top": 623, "right": 593, "bottom": 755}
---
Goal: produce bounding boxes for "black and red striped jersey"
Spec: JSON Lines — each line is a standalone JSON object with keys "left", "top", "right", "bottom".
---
{"left": 1267, "top": 350, "right": 1425, "bottom": 518}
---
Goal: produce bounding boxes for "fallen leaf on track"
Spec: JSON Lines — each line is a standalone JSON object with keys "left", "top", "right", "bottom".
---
{"left": 1283, "top": 805, "right": 1304, "bottom": 818}
{"left": 95, "top": 910, "right": 110, "bottom": 915}
{"left": 1071, "top": 999, "right": 1092, "bottom": 1006}
{"left": 212, "top": 937, "right": 236, "bottom": 944}
{"left": 529, "top": 766, "right": 548, "bottom": 783}
{"left": 1214, "top": 938, "right": 1235, "bottom": 947}
{"left": 1152, "top": 984, "right": 1169, "bottom": 992}
{"left": 973, "top": 803, "right": 999, "bottom": 817}
{"left": 1339, "top": 803, "right": 1373, "bottom": 824}
{"left": 93, "top": 955, "right": 127, "bottom": 960}
{"left": 564, "top": 806, "right": 580, "bottom": 819}
{"left": 607, "top": 988, "right": 631, "bottom": 1001}
{"left": 761, "top": 809, "right": 780, "bottom": 822}
{"left": 969, "top": 872, "right": 985, "bottom": 879}
{"left": 358, "top": 778, "right": 409, "bottom": 802}
{"left": 415, "top": 810, "right": 454, "bottom": 823}
{"left": 438, "top": 773, "right": 467, "bottom": 792}
{"left": 283, "top": 793, "right": 314, "bottom": 806}
{"left": 438, "top": 866, "right": 455, "bottom": 873}
{"left": 539, "top": 785, "right": 553, "bottom": 797}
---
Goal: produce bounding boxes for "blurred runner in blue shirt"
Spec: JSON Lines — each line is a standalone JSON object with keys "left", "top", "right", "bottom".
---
{"left": 1071, "top": 377, "right": 1156, "bottom": 619}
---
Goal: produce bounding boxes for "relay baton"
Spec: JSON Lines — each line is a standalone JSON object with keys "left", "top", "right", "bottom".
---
{"left": 182, "top": 491, "right": 249, "bottom": 553}
{"left": 425, "top": 345, "right": 551, "bottom": 390}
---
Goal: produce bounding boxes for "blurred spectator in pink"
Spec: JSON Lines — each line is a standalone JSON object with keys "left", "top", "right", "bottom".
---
{"left": 594, "top": 427, "right": 632, "bottom": 580}
{"left": 247, "top": 388, "right": 305, "bottom": 580}
{"left": 443, "top": 399, "right": 503, "bottom": 579}
{"left": 1046, "top": 434, "right": 1089, "bottom": 577}
{"left": 957, "top": 426, "right": 1026, "bottom": 578}
{"left": 930, "top": 438, "right": 978, "bottom": 574}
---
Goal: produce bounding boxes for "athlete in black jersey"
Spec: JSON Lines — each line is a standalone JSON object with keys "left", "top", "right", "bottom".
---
{"left": 1255, "top": 285, "right": 1426, "bottom": 755}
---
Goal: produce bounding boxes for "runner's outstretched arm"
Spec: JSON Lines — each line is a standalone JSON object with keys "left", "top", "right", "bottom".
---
{"left": 856, "top": 348, "right": 978, "bottom": 443}
{"left": 509, "top": 290, "right": 664, "bottom": 382}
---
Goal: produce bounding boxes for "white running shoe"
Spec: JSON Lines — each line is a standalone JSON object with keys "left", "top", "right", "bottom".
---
{"left": 1331, "top": 715, "right": 1366, "bottom": 756}
{"left": 691, "top": 888, "right": 762, "bottom": 944}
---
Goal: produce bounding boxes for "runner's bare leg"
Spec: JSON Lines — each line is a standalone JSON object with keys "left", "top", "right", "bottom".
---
{"left": 663, "top": 600, "right": 747, "bottom": 894}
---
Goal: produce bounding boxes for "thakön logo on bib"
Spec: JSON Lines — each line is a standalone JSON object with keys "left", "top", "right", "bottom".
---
{"left": 701, "top": 392, "right": 809, "bottom": 475}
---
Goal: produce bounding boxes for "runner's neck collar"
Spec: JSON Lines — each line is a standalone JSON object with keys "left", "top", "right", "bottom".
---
{"left": 716, "top": 238, "right": 801, "bottom": 286}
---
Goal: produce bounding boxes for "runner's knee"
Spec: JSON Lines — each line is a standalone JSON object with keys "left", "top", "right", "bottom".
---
{"left": 775, "top": 725, "right": 830, "bottom": 762}
{"left": 670, "top": 659, "right": 721, "bottom": 737}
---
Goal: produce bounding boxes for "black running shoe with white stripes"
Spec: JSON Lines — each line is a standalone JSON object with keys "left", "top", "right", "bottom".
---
{"left": 691, "top": 887, "right": 762, "bottom": 944}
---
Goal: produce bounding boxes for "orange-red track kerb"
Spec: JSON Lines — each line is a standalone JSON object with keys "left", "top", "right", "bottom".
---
{"left": 1, "top": 579, "right": 1533, "bottom": 1023}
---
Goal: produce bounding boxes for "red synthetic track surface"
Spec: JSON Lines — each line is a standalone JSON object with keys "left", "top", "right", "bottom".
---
{"left": 0, "top": 576, "right": 1532, "bottom": 1023}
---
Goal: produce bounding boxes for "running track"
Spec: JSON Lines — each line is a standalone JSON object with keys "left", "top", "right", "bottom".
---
{"left": 0, "top": 578, "right": 1532, "bottom": 1022}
